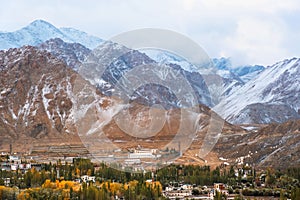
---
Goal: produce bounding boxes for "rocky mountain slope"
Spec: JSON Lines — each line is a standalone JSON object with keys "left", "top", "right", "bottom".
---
{"left": 38, "top": 38, "right": 91, "bottom": 71}
{"left": 0, "top": 20, "right": 103, "bottom": 50}
{"left": 0, "top": 46, "right": 76, "bottom": 139}
{"left": 142, "top": 51, "right": 265, "bottom": 100}
{"left": 23, "top": 38, "right": 300, "bottom": 126}
{"left": 0, "top": 45, "right": 299, "bottom": 169}
{"left": 215, "top": 57, "right": 300, "bottom": 124}
{"left": 215, "top": 119, "right": 300, "bottom": 169}
{"left": 231, "top": 65, "right": 265, "bottom": 82}
{"left": 0, "top": 46, "right": 236, "bottom": 164}
{"left": 82, "top": 41, "right": 213, "bottom": 108}
{"left": 0, "top": 46, "right": 119, "bottom": 154}
{"left": 35, "top": 39, "right": 213, "bottom": 108}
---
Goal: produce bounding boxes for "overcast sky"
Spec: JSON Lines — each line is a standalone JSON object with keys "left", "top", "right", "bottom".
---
{"left": 0, "top": 0, "right": 299, "bottom": 66}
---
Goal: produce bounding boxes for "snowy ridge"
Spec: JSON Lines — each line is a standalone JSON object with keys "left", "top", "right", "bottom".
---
{"left": 142, "top": 51, "right": 248, "bottom": 100}
{"left": 88, "top": 42, "right": 213, "bottom": 108}
{"left": 215, "top": 57, "right": 300, "bottom": 124}
{"left": 60, "top": 27, "right": 103, "bottom": 49}
{"left": 0, "top": 20, "right": 103, "bottom": 50}
{"left": 141, "top": 49, "right": 200, "bottom": 73}
{"left": 38, "top": 38, "right": 91, "bottom": 70}
{"left": 231, "top": 65, "right": 265, "bottom": 82}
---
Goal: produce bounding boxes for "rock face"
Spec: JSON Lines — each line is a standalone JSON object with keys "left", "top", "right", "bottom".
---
{"left": 83, "top": 41, "right": 213, "bottom": 108}
{"left": 38, "top": 38, "right": 91, "bottom": 71}
{"left": 230, "top": 65, "right": 265, "bottom": 82}
{"left": 142, "top": 51, "right": 266, "bottom": 104}
{"left": 215, "top": 57, "right": 300, "bottom": 124}
{"left": 216, "top": 119, "right": 300, "bottom": 169}
{"left": 0, "top": 42, "right": 214, "bottom": 139}
{"left": 0, "top": 46, "right": 76, "bottom": 140}
{"left": 233, "top": 103, "right": 299, "bottom": 124}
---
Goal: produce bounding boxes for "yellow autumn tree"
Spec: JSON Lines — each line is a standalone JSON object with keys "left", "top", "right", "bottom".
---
{"left": 101, "top": 181, "right": 123, "bottom": 194}
{"left": 75, "top": 168, "right": 80, "bottom": 177}
{"left": 42, "top": 179, "right": 52, "bottom": 188}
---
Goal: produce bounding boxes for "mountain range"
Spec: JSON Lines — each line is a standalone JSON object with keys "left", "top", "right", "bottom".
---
{"left": 0, "top": 20, "right": 103, "bottom": 49}
{"left": 0, "top": 20, "right": 299, "bottom": 168}
{"left": 215, "top": 57, "right": 300, "bottom": 124}
{"left": 1, "top": 45, "right": 298, "bottom": 168}
{"left": 1, "top": 19, "right": 298, "bottom": 125}
{"left": 144, "top": 49, "right": 300, "bottom": 124}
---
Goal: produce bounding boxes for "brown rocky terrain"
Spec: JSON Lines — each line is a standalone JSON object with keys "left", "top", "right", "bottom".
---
{"left": 215, "top": 120, "right": 300, "bottom": 169}
{"left": 0, "top": 46, "right": 81, "bottom": 153}
{"left": 0, "top": 46, "right": 299, "bottom": 169}
{"left": 38, "top": 38, "right": 91, "bottom": 71}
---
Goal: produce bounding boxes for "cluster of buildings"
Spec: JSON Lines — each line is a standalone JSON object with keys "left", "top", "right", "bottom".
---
{"left": 122, "top": 148, "right": 162, "bottom": 171}
{"left": 0, "top": 153, "right": 42, "bottom": 172}
{"left": 163, "top": 183, "right": 233, "bottom": 200}
{"left": 163, "top": 184, "right": 193, "bottom": 199}
{"left": 0, "top": 153, "right": 41, "bottom": 187}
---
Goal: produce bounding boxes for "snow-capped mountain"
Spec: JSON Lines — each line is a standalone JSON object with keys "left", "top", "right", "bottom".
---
{"left": 212, "top": 57, "right": 265, "bottom": 82}
{"left": 141, "top": 49, "right": 200, "bottom": 73}
{"left": 0, "top": 20, "right": 103, "bottom": 50}
{"left": 212, "top": 57, "right": 243, "bottom": 81}
{"left": 1, "top": 45, "right": 299, "bottom": 168}
{"left": 215, "top": 57, "right": 300, "bottom": 124}
{"left": 0, "top": 46, "right": 121, "bottom": 141}
{"left": 38, "top": 38, "right": 91, "bottom": 71}
{"left": 59, "top": 27, "right": 103, "bottom": 50}
{"left": 142, "top": 51, "right": 246, "bottom": 99}
{"left": 35, "top": 39, "right": 213, "bottom": 108}
{"left": 81, "top": 42, "right": 213, "bottom": 108}
{"left": 145, "top": 52, "right": 269, "bottom": 103}
{"left": 211, "top": 58, "right": 245, "bottom": 97}
{"left": 0, "top": 45, "right": 233, "bottom": 166}
{"left": 231, "top": 65, "right": 265, "bottom": 82}
{"left": 144, "top": 53, "right": 264, "bottom": 84}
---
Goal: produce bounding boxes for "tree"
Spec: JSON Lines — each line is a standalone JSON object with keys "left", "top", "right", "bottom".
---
{"left": 265, "top": 168, "right": 276, "bottom": 187}
{"left": 24, "top": 170, "right": 32, "bottom": 188}
{"left": 192, "top": 188, "right": 200, "bottom": 195}
{"left": 291, "top": 187, "right": 300, "bottom": 200}
{"left": 214, "top": 190, "right": 222, "bottom": 200}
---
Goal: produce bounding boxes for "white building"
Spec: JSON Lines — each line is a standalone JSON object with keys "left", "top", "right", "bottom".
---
{"left": 81, "top": 175, "right": 96, "bottom": 183}
{"left": 128, "top": 148, "right": 160, "bottom": 159}
{"left": 129, "top": 152, "right": 155, "bottom": 159}
{"left": 124, "top": 159, "right": 141, "bottom": 165}
{"left": 11, "top": 164, "right": 18, "bottom": 171}
{"left": 181, "top": 184, "right": 193, "bottom": 190}
{"left": 163, "top": 190, "right": 192, "bottom": 199}
{"left": 9, "top": 155, "right": 21, "bottom": 163}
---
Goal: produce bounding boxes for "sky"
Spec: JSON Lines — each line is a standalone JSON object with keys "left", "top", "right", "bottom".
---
{"left": 0, "top": 0, "right": 300, "bottom": 66}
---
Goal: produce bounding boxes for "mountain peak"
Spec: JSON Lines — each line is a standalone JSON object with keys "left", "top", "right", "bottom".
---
{"left": 212, "top": 57, "right": 232, "bottom": 70}
{"left": 29, "top": 19, "right": 53, "bottom": 25}
{"left": 26, "top": 19, "right": 58, "bottom": 31}
{"left": 0, "top": 20, "right": 103, "bottom": 50}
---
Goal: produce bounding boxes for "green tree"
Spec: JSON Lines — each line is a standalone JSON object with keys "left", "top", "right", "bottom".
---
{"left": 265, "top": 168, "right": 276, "bottom": 187}
{"left": 291, "top": 187, "right": 300, "bottom": 200}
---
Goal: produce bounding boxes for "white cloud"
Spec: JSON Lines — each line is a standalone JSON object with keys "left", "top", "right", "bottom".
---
{"left": 223, "top": 17, "right": 289, "bottom": 66}
{"left": 0, "top": 0, "right": 299, "bottom": 66}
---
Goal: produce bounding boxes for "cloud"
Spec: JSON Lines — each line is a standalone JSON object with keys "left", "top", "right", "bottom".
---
{"left": 0, "top": 0, "right": 299, "bottom": 66}
{"left": 223, "top": 17, "right": 289, "bottom": 66}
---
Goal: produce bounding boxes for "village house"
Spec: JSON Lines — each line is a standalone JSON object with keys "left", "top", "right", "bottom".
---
{"left": 81, "top": 175, "right": 96, "bottom": 183}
